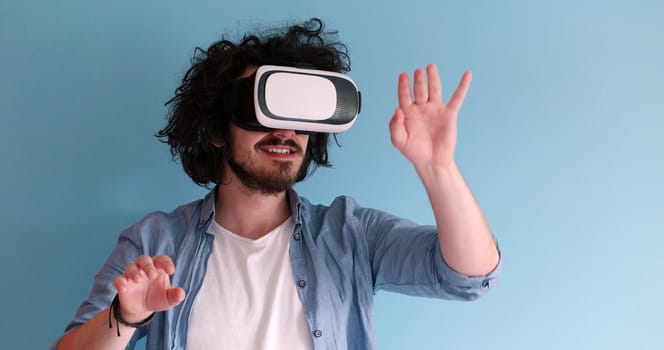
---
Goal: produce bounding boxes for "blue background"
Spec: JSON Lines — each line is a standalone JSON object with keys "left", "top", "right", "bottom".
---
{"left": 1, "top": 0, "right": 662, "bottom": 349}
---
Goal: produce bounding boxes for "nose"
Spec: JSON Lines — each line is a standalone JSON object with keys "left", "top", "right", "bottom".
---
{"left": 270, "top": 129, "right": 296, "bottom": 139}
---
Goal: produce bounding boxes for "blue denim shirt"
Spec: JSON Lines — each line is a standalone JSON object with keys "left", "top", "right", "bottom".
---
{"left": 52, "top": 189, "right": 501, "bottom": 349}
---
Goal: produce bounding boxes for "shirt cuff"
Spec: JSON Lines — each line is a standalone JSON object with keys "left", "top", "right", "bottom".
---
{"left": 433, "top": 241, "right": 502, "bottom": 298}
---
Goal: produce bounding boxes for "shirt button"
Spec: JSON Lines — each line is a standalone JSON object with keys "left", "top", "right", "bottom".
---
{"left": 481, "top": 280, "right": 490, "bottom": 288}
{"left": 313, "top": 330, "right": 322, "bottom": 337}
{"left": 294, "top": 233, "right": 301, "bottom": 240}
{"left": 298, "top": 280, "right": 306, "bottom": 288}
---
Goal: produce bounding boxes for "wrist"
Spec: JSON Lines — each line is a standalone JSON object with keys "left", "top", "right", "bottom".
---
{"left": 108, "top": 294, "right": 155, "bottom": 336}
{"left": 118, "top": 307, "right": 154, "bottom": 324}
{"left": 414, "top": 160, "right": 459, "bottom": 181}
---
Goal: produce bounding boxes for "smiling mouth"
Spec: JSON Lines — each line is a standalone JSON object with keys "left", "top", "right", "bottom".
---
{"left": 267, "top": 147, "right": 292, "bottom": 155}
{"left": 256, "top": 136, "right": 302, "bottom": 157}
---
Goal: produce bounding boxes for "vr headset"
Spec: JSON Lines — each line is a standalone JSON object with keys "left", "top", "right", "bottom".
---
{"left": 223, "top": 65, "right": 361, "bottom": 133}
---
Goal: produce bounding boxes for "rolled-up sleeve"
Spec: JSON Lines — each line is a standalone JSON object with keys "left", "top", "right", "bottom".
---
{"left": 354, "top": 201, "right": 502, "bottom": 301}
{"left": 431, "top": 239, "right": 502, "bottom": 300}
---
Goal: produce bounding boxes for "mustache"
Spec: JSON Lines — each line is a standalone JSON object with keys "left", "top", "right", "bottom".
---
{"left": 255, "top": 136, "right": 303, "bottom": 153}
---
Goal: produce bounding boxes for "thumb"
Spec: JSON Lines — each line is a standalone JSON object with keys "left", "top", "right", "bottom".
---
{"left": 389, "top": 108, "right": 407, "bottom": 150}
{"left": 166, "top": 287, "right": 186, "bottom": 308}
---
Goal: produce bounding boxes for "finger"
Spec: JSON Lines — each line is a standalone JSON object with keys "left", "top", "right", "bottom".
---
{"left": 155, "top": 270, "right": 172, "bottom": 290}
{"left": 114, "top": 276, "right": 128, "bottom": 293}
{"left": 153, "top": 255, "right": 176, "bottom": 275}
{"left": 124, "top": 262, "right": 142, "bottom": 283}
{"left": 397, "top": 72, "right": 413, "bottom": 107}
{"left": 389, "top": 108, "right": 407, "bottom": 149}
{"left": 448, "top": 71, "right": 472, "bottom": 111}
{"left": 136, "top": 255, "right": 158, "bottom": 279}
{"left": 413, "top": 68, "right": 427, "bottom": 104}
{"left": 427, "top": 64, "right": 442, "bottom": 102}
{"left": 135, "top": 255, "right": 153, "bottom": 268}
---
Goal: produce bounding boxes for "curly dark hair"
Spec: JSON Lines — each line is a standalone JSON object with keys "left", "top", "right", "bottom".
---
{"left": 156, "top": 18, "right": 351, "bottom": 187}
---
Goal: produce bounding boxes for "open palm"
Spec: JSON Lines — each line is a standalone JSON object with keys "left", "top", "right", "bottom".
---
{"left": 389, "top": 64, "right": 471, "bottom": 169}
{"left": 113, "top": 255, "right": 185, "bottom": 321}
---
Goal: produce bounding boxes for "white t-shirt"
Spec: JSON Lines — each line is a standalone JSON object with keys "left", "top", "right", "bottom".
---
{"left": 187, "top": 216, "right": 314, "bottom": 350}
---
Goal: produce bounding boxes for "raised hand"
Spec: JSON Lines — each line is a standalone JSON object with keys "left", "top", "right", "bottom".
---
{"left": 113, "top": 255, "right": 186, "bottom": 323}
{"left": 389, "top": 64, "right": 472, "bottom": 170}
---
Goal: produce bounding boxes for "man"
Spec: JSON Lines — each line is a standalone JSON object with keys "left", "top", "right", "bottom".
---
{"left": 53, "top": 18, "right": 501, "bottom": 350}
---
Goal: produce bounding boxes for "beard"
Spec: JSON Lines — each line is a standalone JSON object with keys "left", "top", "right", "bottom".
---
{"left": 226, "top": 136, "right": 307, "bottom": 195}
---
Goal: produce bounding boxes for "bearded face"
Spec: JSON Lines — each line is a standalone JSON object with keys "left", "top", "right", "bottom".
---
{"left": 224, "top": 128, "right": 309, "bottom": 195}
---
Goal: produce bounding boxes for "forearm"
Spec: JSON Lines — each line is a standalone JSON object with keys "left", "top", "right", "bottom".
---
{"left": 57, "top": 307, "right": 136, "bottom": 350}
{"left": 416, "top": 161, "right": 499, "bottom": 277}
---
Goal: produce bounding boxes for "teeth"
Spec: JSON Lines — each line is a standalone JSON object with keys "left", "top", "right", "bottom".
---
{"left": 267, "top": 148, "right": 291, "bottom": 154}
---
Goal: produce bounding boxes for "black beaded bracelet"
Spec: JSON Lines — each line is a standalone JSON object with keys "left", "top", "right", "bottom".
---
{"left": 108, "top": 294, "right": 155, "bottom": 336}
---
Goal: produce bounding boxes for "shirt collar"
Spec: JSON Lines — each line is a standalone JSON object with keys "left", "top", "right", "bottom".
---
{"left": 198, "top": 186, "right": 304, "bottom": 230}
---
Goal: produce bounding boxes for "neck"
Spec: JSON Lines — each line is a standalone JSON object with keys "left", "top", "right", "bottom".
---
{"left": 214, "top": 179, "right": 292, "bottom": 240}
